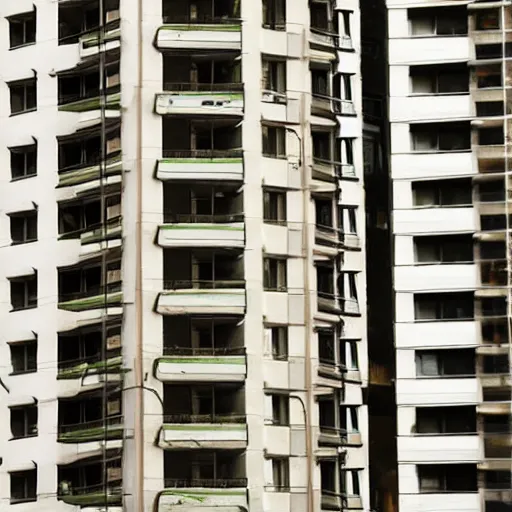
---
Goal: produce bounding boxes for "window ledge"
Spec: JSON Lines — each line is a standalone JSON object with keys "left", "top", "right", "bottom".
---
{"left": 10, "top": 498, "right": 37, "bottom": 505}
{"left": 11, "top": 240, "right": 38, "bottom": 247}
{"left": 10, "top": 433, "right": 38, "bottom": 441}
{"left": 9, "top": 369, "right": 37, "bottom": 376}
{"left": 10, "top": 305, "right": 38, "bottom": 313}
{"left": 10, "top": 108, "right": 37, "bottom": 118}
{"left": 10, "top": 174, "right": 37, "bottom": 183}
{"left": 9, "top": 42, "right": 36, "bottom": 51}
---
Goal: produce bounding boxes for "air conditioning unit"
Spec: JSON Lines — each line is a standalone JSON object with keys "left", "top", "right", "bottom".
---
{"left": 107, "top": 467, "right": 122, "bottom": 482}
{"left": 107, "top": 203, "right": 121, "bottom": 220}
{"left": 107, "top": 72, "right": 120, "bottom": 88}
{"left": 107, "top": 399, "right": 121, "bottom": 416}
{"left": 107, "top": 269, "right": 121, "bottom": 284}
{"left": 107, "top": 334, "right": 122, "bottom": 350}
{"left": 106, "top": 9, "right": 120, "bottom": 23}
{"left": 107, "top": 137, "right": 121, "bottom": 155}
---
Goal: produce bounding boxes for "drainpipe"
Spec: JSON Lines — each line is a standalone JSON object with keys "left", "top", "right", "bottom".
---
{"left": 135, "top": 0, "right": 145, "bottom": 508}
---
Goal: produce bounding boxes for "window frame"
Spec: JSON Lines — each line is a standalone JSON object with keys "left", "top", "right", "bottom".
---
{"left": 10, "top": 340, "right": 37, "bottom": 375}
{"left": 10, "top": 275, "right": 38, "bottom": 312}
{"left": 10, "top": 211, "right": 38, "bottom": 245}
{"left": 270, "top": 326, "right": 288, "bottom": 361}
{"left": 271, "top": 394, "right": 290, "bottom": 426}
{"left": 9, "top": 79, "right": 37, "bottom": 116}
{"left": 10, "top": 405, "right": 38, "bottom": 440}
{"left": 263, "top": 189, "right": 287, "bottom": 225}
{"left": 262, "top": 125, "right": 287, "bottom": 159}
{"left": 9, "top": 11, "right": 36, "bottom": 49}
{"left": 271, "top": 457, "right": 290, "bottom": 491}
{"left": 10, "top": 144, "right": 37, "bottom": 181}
{"left": 262, "top": 0, "right": 286, "bottom": 30}
{"left": 10, "top": 469, "right": 37, "bottom": 504}
{"left": 263, "top": 257, "right": 288, "bottom": 292}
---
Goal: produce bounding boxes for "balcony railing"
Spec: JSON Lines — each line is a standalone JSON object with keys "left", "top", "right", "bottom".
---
{"left": 341, "top": 233, "right": 361, "bottom": 249}
{"left": 163, "top": 213, "right": 244, "bottom": 224}
{"left": 164, "top": 413, "right": 246, "bottom": 424}
{"left": 162, "top": 14, "right": 241, "bottom": 26}
{"left": 163, "top": 149, "right": 243, "bottom": 160}
{"left": 164, "top": 478, "right": 247, "bottom": 488}
{"left": 58, "top": 416, "right": 123, "bottom": 442}
{"left": 59, "top": 283, "right": 122, "bottom": 304}
{"left": 58, "top": 483, "right": 122, "bottom": 506}
{"left": 163, "top": 82, "right": 243, "bottom": 93}
{"left": 163, "top": 346, "right": 246, "bottom": 356}
{"left": 164, "top": 279, "right": 245, "bottom": 290}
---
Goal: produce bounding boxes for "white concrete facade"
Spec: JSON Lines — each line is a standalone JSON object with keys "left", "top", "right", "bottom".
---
{"left": 389, "top": 1, "right": 512, "bottom": 511}
{"left": 0, "top": 1, "right": 368, "bottom": 512}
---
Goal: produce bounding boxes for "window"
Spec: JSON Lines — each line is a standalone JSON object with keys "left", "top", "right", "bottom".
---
{"left": 10, "top": 341, "right": 37, "bottom": 374}
{"left": 319, "top": 330, "right": 336, "bottom": 366}
{"left": 9, "top": 11, "right": 36, "bottom": 49}
{"left": 263, "top": 0, "right": 286, "bottom": 29}
{"left": 416, "top": 406, "right": 476, "bottom": 434}
{"left": 410, "top": 65, "right": 468, "bottom": 94}
{"left": 477, "top": 65, "right": 502, "bottom": 89}
{"left": 311, "top": 68, "right": 330, "bottom": 96}
{"left": 10, "top": 470, "right": 37, "bottom": 504}
{"left": 414, "top": 292, "right": 474, "bottom": 321}
{"left": 339, "top": 207, "right": 357, "bottom": 234}
{"left": 409, "top": 7, "right": 467, "bottom": 36}
{"left": 262, "top": 59, "right": 286, "bottom": 95}
{"left": 476, "top": 10, "right": 500, "bottom": 31}
{"left": 476, "top": 101, "right": 504, "bottom": 117}
{"left": 414, "top": 235, "right": 474, "bottom": 263}
{"left": 312, "top": 131, "right": 332, "bottom": 161}
{"left": 340, "top": 10, "right": 351, "bottom": 37}
{"left": 263, "top": 189, "right": 287, "bottom": 225}
{"left": 412, "top": 179, "right": 472, "bottom": 207}
{"left": 9, "top": 79, "right": 37, "bottom": 115}
{"left": 418, "top": 464, "right": 477, "bottom": 492}
{"left": 10, "top": 275, "right": 37, "bottom": 311}
{"left": 479, "top": 181, "right": 505, "bottom": 203}
{"left": 271, "top": 326, "right": 288, "bottom": 360}
{"left": 411, "top": 123, "right": 470, "bottom": 151}
{"left": 271, "top": 394, "right": 289, "bottom": 425}
{"left": 262, "top": 125, "right": 286, "bottom": 158}
{"left": 348, "top": 341, "right": 359, "bottom": 370}
{"left": 264, "top": 257, "right": 287, "bottom": 291}
{"left": 11, "top": 405, "right": 38, "bottom": 439}
{"left": 310, "top": 2, "right": 330, "bottom": 31}
{"left": 340, "top": 74, "right": 352, "bottom": 101}
{"left": 415, "top": 349, "right": 475, "bottom": 377}
{"left": 316, "top": 199, "right": 333, "bottom": 228}
{"left": 271, "top": 458, "right": 290, "bottom": 491}
{"left": 10, "top": 211, "right": 37, "bottom": 245}
{"left": 10, "top": 144, "right": 37, "bottom": 180}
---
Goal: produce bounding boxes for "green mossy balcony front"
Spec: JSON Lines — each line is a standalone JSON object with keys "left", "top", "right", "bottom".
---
{"left": 156, "top": 21, "right": 242, "bottom": 51}
{"left": 59, "top": 485, "right": 123, "bottom": 507}
{"left": 79, "top": 24, "right": 121, "bottom": 59}
{"left": 58, "top": 288, "right": 123, "bottom": 312}
{"left": 156, "top": 281, "right": 246, "bottom": 316}
{"left": 58, "top": 91, "right": 121, "bottom": 113}
{"left": 58, "top": 156, "right": 122, "bottom": 188}
{"left": 158, "top": 215, "right": 245, "bottom": 249}
{"left": 157, "top": 150, "right": 243, "bottom": 182}
{"left": 80, "top": 218, "right": 122, "bottom": 245}
{"left": 160, "top": 414, "right": 247, "bottom": 450}
{"left": 155, "top": 84, "right": 243, "bottom": 116}
{"left": 58, "top": 416, "right": 124, "bottom": 443}
{"left": 155, "top": 347, "right": 246, "bottom": 382}
{"left": 57, "top": 355, "right": 123, "bottom": 379}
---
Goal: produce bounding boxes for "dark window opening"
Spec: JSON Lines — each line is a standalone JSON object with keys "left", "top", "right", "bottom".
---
{"left": 10, "top": 470, "right": 37, "bottom": 504}
{"left": 414, "top": 292, "right": 474, "bottom": 321}
{"left": 10, "top": 275, "right": 37, "bottom": 311}
{"left": 416, "top": 406, "right": 476, "bottom": 434}
{"left": 9, "top": 79, "right": 37, "bottom": 115}
{"left": 10, "top": 341, "right": 37, "bottom": 375}
{"left": 10, "top": 144, "right": 37, "bottom": 180}
{"left": 11, "top": 405, "right": 38, "bottom": 439}
{"left": 9, "top": 11, "right": 36, "bottom": 49}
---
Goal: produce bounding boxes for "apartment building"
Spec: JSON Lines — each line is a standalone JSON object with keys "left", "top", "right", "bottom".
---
{"left": 0, "top": 0, "right": 370, "bottom": 511}
{"left": 389, "top": 1, "right": 512, "bottom": 512}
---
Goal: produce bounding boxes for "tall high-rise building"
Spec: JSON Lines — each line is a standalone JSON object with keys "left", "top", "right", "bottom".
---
{"left": 389, "top": 1, "right": 512, "bottom": 511}
{"left": 0, "top": 1, "right": 372, "bottom": 511}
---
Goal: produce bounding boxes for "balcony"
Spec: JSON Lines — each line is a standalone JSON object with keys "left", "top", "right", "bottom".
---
{"left": 159, "top": 383, "right": 246, "bottom": 448}
{"left": 157, "top": 248, "right": 245, "bottom": 315}
{"left": 397, "top": 434, "right": 479, "bottom": 463}
{"left": 58, "top": 155, "right": 122, "bottom": 189}
{"left": 58, "top": 416, "right": 123, "bottom": 444}
{"left": 157, "top": 482, "right": 247, "bottom": 512}
{"left": 159, "top": 182, "right": 244, "bottom": 248}
{"left": 57, "top": 262, "right": 122, "bottom": 312}
{"left": 58, "top": 454, "right": 122, "bottom": 506}
{"left": 156, "top": 83, "right": 243, "bottom": 117}
{"left": 156, "top": 10, "right": 242, "bottom": 51}
{"left": 158, "top": 450, "right": 247, "bottom": 512}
